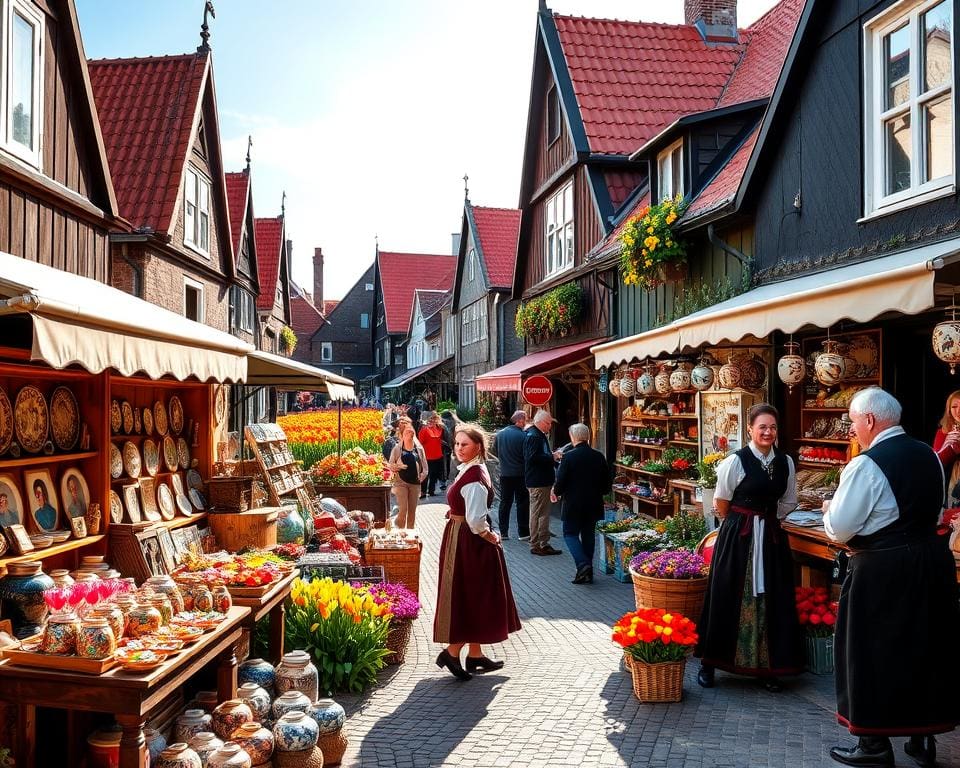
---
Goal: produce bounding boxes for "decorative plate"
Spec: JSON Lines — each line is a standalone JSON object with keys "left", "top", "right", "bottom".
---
{"left": 162, "top": 436, "right": 178, "bottom": 472}
{"left": 110, "top": 443, "right": 123, "bottom": 479}
{"left": 0, "top": 385, "right": 12, "bottom": 455}
{"left": 142, "top": 406, "right": 154, "bottom": 436}
{"left": 215, "top": 385, "right": 227, "bottom": 425}
{"left": 175, "top": 491, "right": 193, "bottom": 517}
{"left": 111, "top": 400, "right": 122, "bottom": 434}
{"left": 171, "top": 473, "right": 184, "bottom": 496}
{"left": 14, "top": 385, "right": 48, "bottom": 454}
{"left": 157, "top": 483, "right": 175, "bottom": 521}
{"left": 186, "top": 469, "right": 203, "bottom": 490}
{"left": 143, "top": 439, "right": 160, "bottom": 477}
{"left": 154, "top": 401, "right": 168, "bottom": 436}
{"left": 188, "top": 488, "right": 206, "bottom": 511}
{"left": 169, "top": 396, "right": 184, "bottom": 435}
{"left": 121, "top": 401, "right": 134, "bottom": 434}
{"left": 49, "top": 386, "right": 80, "bottom": 451}
{"left": 133, "top": 407, "right": 142, "bottom": 435}
{"left": 846, "top": 334, "right": 879, "bottom": 378}
{"left": 109, "top": 490, "right": 124, "bottom": 524}
{"left": 122, "top": 441, "right": 142, "bottom": 478}
{"left": 177, "top": 437, "right": 190, "bottom": 470}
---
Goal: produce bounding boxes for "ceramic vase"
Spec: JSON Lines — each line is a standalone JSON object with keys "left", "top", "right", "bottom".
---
{"left": 212, "top": 699, "right": 254, "bottom": 740}
{"left": 272, "top": 690, "right": 312, "bottom": 720}
{"left": 637, "top": 366, "right": 657, "bottom": 395}
{"left": 272, "top": 711, "right": 319, "bottom": 752}
{"left": 206, "top": 742, "right": 253, "bottom": 768}
{"left": 237, "top": 682, "right": 272, "bottom": 722}
{"left": 49, "top": 569, "right": 75, "bottom": 589}
{"left": 608, "top": 376, "right": 622, "bottom": 398}
{"left": 230, "top": 722, "right": 274, "bottom": 765}
{"left": 187, "top": 731, "right": 224, "bottom": 768}
{"left": 654, "top": 369, "right": 671, "bottom": 395}
{"left": 193, "top": 586, "right": 214, "bottom": 613}
{"left": 41, "top": 609, "right": 81, "bottom": 655}
{"left": 127, "top": 602, "right": 163, "bottom": 637}
{"left": 669, "top": 364, "right": 691, "bottom": 392}
{"left": 77, "top": 616, "right": 116, "bottom": 659}
{"left": 154, "top": 743, "right": 203, "bottom": 768}
{"left": 717, "top": 356, "right": 742, "bottom": 389}
{"left": 691, "top": 362, "right": 714, "bottom": 391}
{"left": 91, "top": 604, "right": 125, "bottom": 643}
{"left": 275, "top": 650, "right": 319, "bottom": 702}
{"left": 150, "top": 593, "right": 174, "bottom": 625}
{"left": 212, "top": 585, "right": 232, "bottom": 614}
{"left": 318, "top": 730, "right": 349, "bottom": 766}
{"left": 777, "top": 342, "right": 806, "bottom": 389}
{"left": 239, "top": 658, "right": 277, "bottom": 695}
{"left": 145, "top": 727, "right": 168, "bottom": 765}
{"left": 0, "top": 561, "right": 55, "bottom": 638}
{"left": 146, "top": 575, "right": 186, "bottom": 614}
{"left": 619, "top": 376, "right": 635, "bottom": 397}
{"left": 176, "top": 709, "right": 214, "bottom": 744}
{"left": 815, "top": 341, "right": 846, "bottom": 386}
{"left": 306, "top": 698, "right": 346, "bottom": 735}
{"left": 277, "top": 505, "right": 305, "bottom": 545}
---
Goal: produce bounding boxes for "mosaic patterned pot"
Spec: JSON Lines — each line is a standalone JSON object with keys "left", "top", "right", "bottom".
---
{"left": 212, "top": 585, "right": 232, "bottom": 614}
{"left": 41, "top": 609, "right": 81, "bottom": 655}
{"left": 206, "top": 742, "right": 252, "bottom": 768}
{"left": 272, "top": 711, "right": 319, "bottom": 753}
{"left": 176, "top": 710, "right": 214, "bottom": 745}
{"left": 230, "top": 722, "right": 274, "bottom": 765}
{"left": 212, "top": 699, "right": 254, "bottom": 740}
{"left": 127, "top": 602, "right": 163, "bottom": 638}
{"left": 237, "top": 682, "right": 272, "bottom": 722}
{"left": 154, "top": 743, "right": 202, "bottom": 768}
{"left": 272, "top": 690, "right": 312, "bottom": 720}
{"left": 145, "top": 727, "right": 168, "bottom": 765}
{"left": 77, "top": 616, "right": 116, "bottom": 659}
{"left": 0, "top": 561, "right": 55, "bottom": 638}
{"left": 275, "top": 650, "right": 318, "bottom": 702}
{"left": 306, "top": 698, "right": 345, "bottom": 736}
{"left": 239, "top": 658, "right": 276, "bottom": 695}
{"left": 277, "top": 505, "right": 305, "bottom": 545}
{"left": 146, "top": 575, "right": 186, "bottom": 614}
{"left": 91, "top": 604, "right": 125, "bottom": 644}
{"left": 187, "top": 731, "right": 224, "bottom": 767}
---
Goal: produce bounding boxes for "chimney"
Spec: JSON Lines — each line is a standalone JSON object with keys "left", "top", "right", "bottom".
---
{"left": 313, "top": 247, "right": 324, "bottom": 309}
{"left": 451, "top": 232, "right": 462, "bottom": 256}
{"left": 685, "top": 0, "right": 738, "bottom": 43}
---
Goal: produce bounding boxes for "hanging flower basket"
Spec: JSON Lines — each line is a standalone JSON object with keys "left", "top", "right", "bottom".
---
{"left": 515, "top": 282, "right": 583, "bottom": 339}
{"left": 619, "top": 195, "right": 689, "bottom": 290}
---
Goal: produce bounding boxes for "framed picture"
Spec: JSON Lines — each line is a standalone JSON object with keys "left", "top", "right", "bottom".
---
{"left": 23, "top": 468, "right": 60, "bottom": 533}
{"left": 139, "top": 477, "right": 161, "bottom": 522}
{"left": 198, "top": 526, "right": 216, "bottom": 553}
{"left": 136, "top": 530, "right": 166, "bottom": 576}
{"left": 6, "top": 523, "right": 34, "bottom": 555}
{"left": 170, "top": 527, "right": 189, "bottom": 559}
{"left": 183, "top": 525, "right": 202, "bottom": 556}
{"left": 60, "top": 468, "right": 90, "bottom": 520}
{"left": 122, "top": 483, "right": 142, "bottom": 524}
{"left": 156, "top": 527, "right": 179, "bottom": 572}
{"left": 0, "top": 472, "right": 25, "bottom": 528}
{"left": 69, "top": 515, "right": 87, "bottom": 539}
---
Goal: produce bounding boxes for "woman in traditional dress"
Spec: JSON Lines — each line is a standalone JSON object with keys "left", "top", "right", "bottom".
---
{"left": 695, "top": 403, "right": 803, "bottom": 691}
{"left": 434, "top": 424, "right": 521, "bottom": 680}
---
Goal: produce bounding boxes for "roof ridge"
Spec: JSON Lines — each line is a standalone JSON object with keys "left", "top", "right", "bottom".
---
{"left": 88, "top": 52, "right": 201, "bottom": 66}
{"left": 746, "top": 0, "right": 792, "bottom": 30}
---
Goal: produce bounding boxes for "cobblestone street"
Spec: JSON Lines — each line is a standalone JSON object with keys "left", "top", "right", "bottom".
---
{"left": 336, "top": 500, "right": 960, "bottom": 767}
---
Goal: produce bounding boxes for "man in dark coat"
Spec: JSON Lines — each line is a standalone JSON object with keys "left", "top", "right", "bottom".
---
{"left": 552, "top": 423, "right": 610, "bottom": 583}
{"left": 492, "top": 411, "right": 530, "bottom": 540}
{"left": 824, "top": 387, "right": 960, "bottom": 767}
{"left": 524, "top": 409, "right": 561, "bottom": 555}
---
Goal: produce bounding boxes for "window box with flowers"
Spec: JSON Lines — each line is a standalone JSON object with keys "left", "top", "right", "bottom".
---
{"left": 619, "top": 195, "right": 689, "bottom": 290}
{"left": 514, "top": 282, "right": 583, "bottom": 341}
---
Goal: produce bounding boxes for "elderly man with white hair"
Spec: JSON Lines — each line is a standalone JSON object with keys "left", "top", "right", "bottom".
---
{"left": 523, "top": 409, "right": 562, "bottom": 556}
{"left": 824, "top": 387, "right": 960, "bottom": 768}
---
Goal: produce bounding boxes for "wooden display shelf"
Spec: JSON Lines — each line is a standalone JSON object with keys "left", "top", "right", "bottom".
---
{"left": 613, "top": 487, "right": 672, "bottom": 506}
{"left": 669, "top": 440, "right": 699, "bottom": 447}
{"left": 0, "top": 534, "right": 106, "bottom": 570}
{"left": 623, "top": 414, "right": 697, "bottom": 422}
{"left": 0, "top": 451, "right": 98, "bottom": 469}
{"left": 621, "top": 442, "right": 665, "bottom": 450}
{"left": 614, "top": 463, "right": 664, "bottom": 478}
{"left": 801, "top": 407, "right": 849, "bottom": 412}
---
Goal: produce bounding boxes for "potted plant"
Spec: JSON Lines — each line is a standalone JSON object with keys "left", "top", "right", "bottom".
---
{"left": 695, "top": 451, "right": 726, "bottom": 531}
{"left": 514, "top": 282, "right": 583, "bottom": 340}
{"left": 354, "top": 581, "right": 421, "bottom": 665}
{"left": 280, "top": 325, "right": 298, "bottom": 355}
{"left": 619, "top": 195, "right": 689, "bottom": 290}
{"left": 628, "top": 550, "right": 709, "bottom": 618}
{"left": 612, "top": 607, "right": 699, "bottom": 702}
{"left": 795, "top": 586, "right": 837, "bottom": 674}
{"left": 310, "top": 447, "right": 393, "bottom": 525}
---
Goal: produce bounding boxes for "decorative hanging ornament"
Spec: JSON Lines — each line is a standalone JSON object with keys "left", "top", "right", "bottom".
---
{"left": 691, "top": 357, "right": 715, "bottom": 391}
{"left": 776, "top": 341, "right": 806, "bottom": 391}
{"left": 717, "top": 354, "right": 742, "bottom": 389}
{"left": 637, "top": 364, "right": 657, "bottom": 395}
{"left": 654, "top": 365, "right": 672, "bottom": 395}
{"left": 609, "top": 369, "right": 622, "bottom": 397}
{"left": 934, "top": 305, "right": 960, "bottom": 374}
{"left": 815, "top": 339, "right": 846, "bottom": 386}
{"left": 740, "top": 354, "right": 767, "bottom": 390}
{"left": 669, "top": 362, "right": 692, "bottom": 392}
{"left": 597, "top": 367, "right": 608, "bottom": 393}
{"left": 619, "top": 374, "right": 636, "bottom": 397}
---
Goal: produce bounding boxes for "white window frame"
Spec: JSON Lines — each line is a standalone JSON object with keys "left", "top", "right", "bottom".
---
{"left": 241, "top": 290, "right": 253, "bottom": 333}
{"left": 1, "top": 0, "right": 44, "bottom": 167}
{"left": 360, "top": 313, "right": 369, "bottom": 329}
{"left": 467, "top": 248, "right": 476, "bottom": 281}
{"left": 320, "top": 342, "right": 333, "bottom": 362}
{"left": 365, "top": 282, "right": 374, "bottom": 291}
{"left": 657, "top": 138, "right": 684, "bottom": 202}
{"left": 184, "top": 166, "right": 211, "bottom": 256}
{"left": 544, "top": 180, "right": 574, "bottom": 278}
{"left": 864, "top": 0, "right": 955, "bottom": 217}
{"left": 183, "top": 276, "right": 204, "bottom": 323}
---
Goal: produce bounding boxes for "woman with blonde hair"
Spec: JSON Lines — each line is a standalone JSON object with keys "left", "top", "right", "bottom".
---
{"left": 434, "top": 424, "right": 521, "bottom": 680}
{"left": 933, "top": 390, "right": 960, "bottom": 525}
{"left": 388, "top": 424, "right": 427, "bottom": 528}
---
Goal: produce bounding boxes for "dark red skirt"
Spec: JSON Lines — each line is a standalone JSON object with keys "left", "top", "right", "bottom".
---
{"left": 433, "top": 516, "right": 521, "bottom": 644}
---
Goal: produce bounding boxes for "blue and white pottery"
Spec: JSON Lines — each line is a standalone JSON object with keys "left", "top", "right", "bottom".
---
{"left": 238, "top": 657, "right": 276, "bottom": 695}
{"left": 306, "top": 698, "right": 346, "bottom": 735}
{"left": 230, "top": 722, "right": 274, "bottom": 765}
{"left": 187, "top": 732, "right": 224, "bottom": 768}
{"left": 276, "top": 504, "right": 305, "bottom": 544}
{"left": 275, "top": 650, "right": 319, "bottom": 702}
{"left": 153, "top": 742, "right": 202, "bottom": 768}
{"left": 176, "top": 709, "right": 214, "bottom": 745}
{"left": 144, "top": 727, "right": 167, "bottom": 765}
{"left": 0, "top": 561, "right": 55, "bottom": 638}
{"left": 271, "top": 690, "right": 311, "bottom": 720}
{"left": 272, "top": 711, "right": 319, "bottom": 753}
{"left": 205, "top": 741, "right": 252, "bottom": 768}
{"left": 237, "top": 682, "right": 272, "bottom": 722}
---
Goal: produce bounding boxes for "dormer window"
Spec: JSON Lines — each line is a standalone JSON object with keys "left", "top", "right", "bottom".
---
{"left": 544, "top": 181, "right": 574, "bottom": 277}
{"left": 184, "top": 166, "right": 211, "bottom": 256}
{"left": 547, "top": 85, "right": 561, "bottom": 145}
{"left": 2, "top": 0, "right": 44, "bottom": 167}
{"left": 657, "top": 139, "right": 684, "bottom": 202}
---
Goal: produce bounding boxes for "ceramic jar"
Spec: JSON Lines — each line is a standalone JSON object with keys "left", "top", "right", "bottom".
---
{"left": 669, "top": 363, "right": 692, "bottom": 392}
{"left": 618, "top": 375, "right": 635, "bottom": 397}
{"left": 0, "top": 561, "right": 55, "bottom": 638}
{"left": 91, "top": 604, "right": 125, "bottom": 643}
{"left": 187, "top": 731, "right": 224, "bottom": 767}
{"left": 272, "top": 690, "right": 312, "bottom": 720}
{"left": 41, "top": 610, "right": 81, "bottom": 655}
{"left": 77, "top": 616, "right": 116, "bottom": 659}
{"left": 277, "top": 505, "right": 305, "bottom": 545}
{"left": 691, "top": 362, "right": 715, "bottom": 391}
{"left": 176, "top": 709, "right": 214, "bottom": 744}
{"left": 275, "top": 650, "right": 318, "bottom": 702}
{"left": 206, "top": 742, "right": 253, "bottom": 768}
{"left": 113, "top": 594, "right": 137, "bottom": 636}
{"left": 176, "top": 576, "right": 200, "bottom": 611}
{"left": 717, "top": 356, "right": 743, "bottom": 389}
{"left": 146, "top": 575, "right": 186, "bottom": 614}
{"left": 154, "top": 743, "right": 202, "bottom": 768}
{"left": 49, "top": 569, "right": 75, "bottom": 588}
{"left": 740, "top": 355, "right": 767, "bottom": 389}
{"left": 150, "top": 593, "right": 174, "bottom": 625}
{"left": 86, "top": 729, "right": 121, "bottom": 768}
{"left": 608, "top": 376, "right": 621, "bottom": 397}
{"left": 193, "top": 585, "right": 214, "bottom": 613}
{"left": 777, "top": 342, "right": 806, "bottom": 389}
{"left": 272, "top": 711, "right": 319, "bottom": 752}
{"left": 145, "top": 727, "right": 168, "bottom": 765}
{"left": 637, "top": 366, "right": 656, "bottom": 395}
{"left": 212, "top": 585, "right": 232, "bottom": 614}
{"left": 239, "top": 657, "right": 276, "bottom": 695}
{"left": 230, "top": 722, "right": 274, "bottom": 765}
{"left": 127, "top": 602, "right": 163, "bottom": 638}
{"left": 815, "top": 341, "right": 846, "bottom": 386}
{"left": 934, "top": 308, "right": 960, "bottom": 373}
{"left": 212, "top": 699, "right": 254, "bottom": 740}
{"left": 306, "top": 698, "right": 346, "bottom": 735}
{"left": 237, "top": 682, "right": 272, "bottom": 722}
{"left": 654, "top": 368, "right": 672, "bottom": 395}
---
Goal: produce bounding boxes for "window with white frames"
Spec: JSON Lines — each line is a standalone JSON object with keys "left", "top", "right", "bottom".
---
{"left": 1, "top": 0, "right": 43, "bottom": 166}
{"left": 865, "top": 0, "right": 953, "bottom": 214}
{"left": 657, "top": 139, "right": 684, "bottom": 202}
{"left": 321, "top": 342, "right": 332, "bottom": 362}
{"left": 360, "top": 313, "right": 369, "bottom": 329}
{"left": 183, "top": 277, "right": 204, "bottom": 323}
{"left": 467, "top": 248, "right": 476, "bottom": 281}
{"left": 365, "top": 283, "right": 374, "bottom": 291}
{"left": 184, "top": 166, "right": 211, "bottom": 254}
{"left": 544, "top": 181, "right": 574, "bottom": 277}
{"left": 460, "top": 299, "right": 487, "bottom": 345}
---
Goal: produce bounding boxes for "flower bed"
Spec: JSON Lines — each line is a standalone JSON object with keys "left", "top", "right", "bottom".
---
{"left": 278, "top": 409, "right": 385, "bottom": 469}
{"left": 310, "top": 447, "right": 388, "bottom": 487}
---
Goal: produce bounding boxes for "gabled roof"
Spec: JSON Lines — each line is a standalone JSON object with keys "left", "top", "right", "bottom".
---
{"left": 377, "top": 251, "right": 456, "bottom": 335}
{"left": 323, "top": 300, "right": 339, "bottom": 316}
{"left": 289, "top": 282, "right": 326, "bottom": 350}
{"left": 471, "top": 206, "right": 521, "bottom": 289}
{"left": 415, "top": 289, "right": 449, "bottom": 320}
{"left": 254, "top": 216, "right": 284, "bottom": 311}
{"left": 225, "top": 171, "right": 249, "bottom": 255}
{"left": 685, "top": 124, "right": 760, "bottom": 221}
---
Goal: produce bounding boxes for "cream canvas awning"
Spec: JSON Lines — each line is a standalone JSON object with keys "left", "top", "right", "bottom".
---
{"left": 0, "top": 251, "right": 251, "bottom": 381}
{"left": 592, "top": 238, "right": 960, "bottom": 368}
{"left": 246, "top": 349, "right": 356, "bottom": 400}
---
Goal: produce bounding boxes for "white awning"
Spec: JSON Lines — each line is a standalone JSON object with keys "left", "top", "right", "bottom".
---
{"left": 0, "top": 251, "right": 251, "bottom": 381}
{"left": 592, "top": 238, "right": 960, "bottom": 368}
{"left": 246, "top": 350, "right": 356, "bottom": 400}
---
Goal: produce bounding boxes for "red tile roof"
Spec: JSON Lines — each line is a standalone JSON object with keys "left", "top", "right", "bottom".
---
{"left": 225, "top": 171, "right": 249, "bottom": 256}
{"left": 290, "top": 293, "right": 325, "bottom": 345}
{"left": 686, "top": 125, "right": 760, "bottom": 220}
{"left": 415, "top": 289, "right": 450, "bottom": 320}
{"left": 88, "top": 53, "right": 208, "bottom": 233}
{"left": 471, "top": 206, "right": 521, "bottom": 289}
{"left": 378, "top": 252, "right": 457, "bottom": 335}
{"left": 254, "top": 216, "right": 284, "bottom": 311}
{"left": 323, "top": 300, "right": 339, "bottom": 316}
{"left": 605, "top": 170, "right": 646, "bottom": 210}
{"left": 600, "top": 188, "right": 652, "bottom": 253}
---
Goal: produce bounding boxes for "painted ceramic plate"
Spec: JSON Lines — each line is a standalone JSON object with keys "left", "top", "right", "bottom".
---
{"left": 133, "top": 407, "right": 142, "bottom": 435}
{"left": 49, "top": 386, "right": 80, "bottom": 451}
{"left": 109, "top": 490, "right": 124, "bottom": 524}
{"left": 143, "top": 439, "right": 160, "bottom": 477}
{"left": 14, "top": 385, "right": 48, "bottom": 454}
{"left": 171, "top": 473, "right": 184, "bottom": 496}
{"left": 154, "top": 401, "right": 168, "bottom": 436}
{"left": 142, "top": 406, "right": 154, "bottom": 436}
{"left": 169, "top": 396, "right": 184, "bottom": 435}
{"left": 157, "top": 483, "right": 175, "bottom": 521}
{"left": 175, "top": 491, "right": 193, "bottom": 517}
{"left": 846, "top": 334, "right": 879, "bottom": 378}
{"left": 162, "top": 436, "right": 178, "bottom": 472}
{"left": 215, "top": 385, "right": 227, "bottom": 425}
{"left": 177, "top": 437, "right": 190, "bottom": 470}
{"left": 110, "top": 443, "right": 123, "bottom": 479}
{"left": 110, "top": 400, "right": 122, "bottom": 434}
{"left": 188, "top": 488, "right": 206, "bottom": 511}
{"left": 122, "top": 440, "right": 141, "bottom": 478}
{"left": 0, "top": 385, "right": 12, "bottom": 455}
{"left": 121, "top": 400, "right": 134, "bottom": 434}
{"left": 186, "top": 469, "right": 203, "bottom": 490}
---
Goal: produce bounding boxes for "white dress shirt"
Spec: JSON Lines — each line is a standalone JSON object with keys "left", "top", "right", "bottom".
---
{"left": 456, "top": 459, "right": 493, "bottom": 535}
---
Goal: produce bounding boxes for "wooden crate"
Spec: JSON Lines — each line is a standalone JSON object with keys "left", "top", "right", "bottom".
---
{"left": 207, "top": 507, "right": 280, "bottom": 552}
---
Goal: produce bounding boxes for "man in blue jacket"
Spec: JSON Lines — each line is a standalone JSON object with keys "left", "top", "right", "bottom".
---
{"left": 492, "top": 411, "right": 530, "bottom": 540}
{"left": 524, "top": 409, "right": 562, "bottom": 555}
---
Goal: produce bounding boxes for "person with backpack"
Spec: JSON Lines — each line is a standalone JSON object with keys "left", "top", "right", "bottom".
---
{"left": 388, "top": 424, "right": 428, "bottom": 528}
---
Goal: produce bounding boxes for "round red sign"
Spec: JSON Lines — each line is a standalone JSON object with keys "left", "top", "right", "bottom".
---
{"left": 521, "top": 375, "right": 553, "bottom": 407}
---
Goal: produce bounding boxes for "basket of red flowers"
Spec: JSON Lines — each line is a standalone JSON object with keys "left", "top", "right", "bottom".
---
{"left": 612, "top": 607, "right": 699, "bottom": 702}
{"left": 795, "top": 585, "right": 836, "bottom": 674}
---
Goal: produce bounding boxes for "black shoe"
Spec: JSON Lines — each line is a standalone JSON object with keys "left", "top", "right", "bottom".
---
{"left": 436, "top": 649, "right": 471, "bottom": 681}
{"left": 904, "top": 735, "right": 937, "bottom": 768}
{"left": 465, "top": 656, "right": 504, "bottom": 673}
{"left": 696, "top": 665, "right": 715, "bottom": 688}
{"left": 572, "top": 566, "right": 593, "bottom": 584}
{"left": 420, "top": 494, "right": 427, "bottom": 499}
{"left": 439, "top": 483, "right": 447, "bottom": 491}
{"left": 829, "top": 739, "right": 894, "bottom": 767}
{"left": 762, "top": 677, "right": 782, "bottom": 693}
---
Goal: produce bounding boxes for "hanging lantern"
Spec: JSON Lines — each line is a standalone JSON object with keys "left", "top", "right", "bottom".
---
{"left": 717, "top": 354, "right": 742, "bottom": 389}
{"left": 654, "top": 365, "right": 672, "bottom": 395}
{"left": 620, "top": 374, "right": 636, "bottom": 397}
{"left": 637, "top": 363, "right": 657, "bottom": 395}
{"left": 670, "top": 362, "right": 692, "bottom": 392}
{"left": 815, "top": 339, "right": 846, "bottom": 386}
{"left": 933, "top": 306, "right": 960, "bottom": 374}
{"left": 740, "top": 354, "right": 767, "bottom": 390}
{"left": 597, "top": 367, "right": 608, "bottom": 393}
{"left": 609, "top": 368, "right": 622, "bottom": 397}
{"left": 691, "top": 357, "right": 715, "bottom": 391}
{"left": 776, "top": 341, "right": 806, "bottom": 391}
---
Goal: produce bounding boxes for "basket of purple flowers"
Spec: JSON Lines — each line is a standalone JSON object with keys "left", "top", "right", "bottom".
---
{"left": 628, "top": 550, "right": 710, "bottom": 619}
{"left": 353, "top": 581, "right": 421, "bottom": 664}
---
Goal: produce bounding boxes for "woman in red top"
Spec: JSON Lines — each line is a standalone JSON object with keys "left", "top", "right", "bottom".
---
{"left": 418, "top": 412, "right": 446, "bottom": 498}
{"left": 934, "top": 390, "right": 960, "bottom": 526}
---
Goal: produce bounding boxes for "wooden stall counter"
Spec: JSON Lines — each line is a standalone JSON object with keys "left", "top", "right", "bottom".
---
{"left": 229, "top": 568, "right": 299, "bottom": 663}
{"left": 0, "top": 605, "right": 250, "bottom": 768}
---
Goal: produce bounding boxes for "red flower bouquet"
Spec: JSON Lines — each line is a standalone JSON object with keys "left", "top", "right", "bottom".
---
{"left": 612, "top": 607, "right": 699, "bottom": 663}
{"left": 795, "top": 586, "right": 837, "bottom": 637}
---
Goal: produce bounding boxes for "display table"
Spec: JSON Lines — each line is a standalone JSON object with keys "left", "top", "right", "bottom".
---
{"left": 0, "top": 605, "right": 250, "bottom": 768}
{"left": 230, "top": 569, "right": 299, "bottom": 663}
{"left": 313, "top": 483, "right": 392, "bottom": 525}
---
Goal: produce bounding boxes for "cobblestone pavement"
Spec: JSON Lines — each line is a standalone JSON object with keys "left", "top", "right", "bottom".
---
{"left": 337, "top": 499, "right": 960, "bottom": 767}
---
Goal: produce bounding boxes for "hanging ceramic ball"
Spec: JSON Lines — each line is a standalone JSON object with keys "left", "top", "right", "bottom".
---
{"left": 933, "top": 306, "right": 960, "bottom": 374}
{"left": 620, "top": 376, "right": 635, "bottom": 397}
{"left": 609, "top": 374, "right": 622, "bottom": 397}
{"left": 814, "top": 341, "right": 846, "bottom": 386}
{"left": 669, "top": 363, "right": 692, "bottom": 392}
{"left": 637, "top": 366, "right": 657, "bottom": 395}
{"left": 776, "top": 342, "right": 806, "bottom": 390}
{"left": 691, "top": 361, "right": 715, "bottom": 391}
{"left": 654, "top": 367, "right": 672, "bottom": 395}
{"left": 717, "top": 355, "right": 742, "bottom": 389}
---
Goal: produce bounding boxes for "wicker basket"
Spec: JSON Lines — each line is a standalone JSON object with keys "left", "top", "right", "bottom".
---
{"left": 629, "top": 657, "right": 686, "bottom": 702}
{"left": 318, "top": 729, "right": 348, "bottom": 766}
{"left": 364, "top": 542, "right": 422, "bottom": 598}
{"left": 208, "top": 476, "right": 255, "bottom": 511}
{"left": 385, "top": 618, "right": 413, "bottom": 665}
{"left": 630, "top": 569, "right": 708, "bottom": 620}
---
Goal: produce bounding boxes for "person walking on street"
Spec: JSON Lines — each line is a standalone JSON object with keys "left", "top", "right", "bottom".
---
{"left": 552, "top": 423, "right": 610, "bottom": 583}
{"left": 387, "top": 425, "right": 427, "bottom": 529}
{"left": 419, "top": 412, "right": 446, "bottom": 498}
{"left": 823, "top": 388, "right": 960, "bottom": 768}
{"left": 492, "top": 411, "right": 530, "bottom": 541}
{"left": 524, "top": 409, "right": 561, "bottom": 556}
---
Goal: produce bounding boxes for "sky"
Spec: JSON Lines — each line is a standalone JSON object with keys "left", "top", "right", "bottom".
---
{"left": 75, "top": 0, "right": 779, "bottom": 301}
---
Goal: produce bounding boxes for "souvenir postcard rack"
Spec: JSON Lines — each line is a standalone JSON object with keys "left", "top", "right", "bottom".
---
{"left": 244, "top": 423, "right": 307, "bottom": 507}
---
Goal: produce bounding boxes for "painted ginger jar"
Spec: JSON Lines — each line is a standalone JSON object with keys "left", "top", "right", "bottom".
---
{"left": 144, "top": 727, "right": 167, "bottom": 765}
{"left": 193, "top": 585, "right": 214, "bottom": 613}
{"left": 176, "top": 709, "right": 214, "bottom": 744}
{"left": 150, "top": 593, "right": 174, "bottom": 625}
{"left": 206, "top": 742, "right": 252, "bottom": 768}
{"left": 272, "top": 711, "right": 319, "bottom": 753}
{"left": 127, "top": 602, "right": 163, "bottom": 638}
{"left": 154, "top": 743, "right": 202, "bottom": 768}
{"left": 277, "top": 504, "right": 305, "bottom": 545}
{"left": 275, "top": 650, "right": 318, "bottom": 702}
{"left": 306, "top": 697, "right": 346, "bottom": 735}
{"left": 40, "top": 610, "right": 81, "bottom": 655}
{"left": 0, "top": 561, "right": 54, "bottom": 638}
{"left": 90, "top": 604, "right": 125, "bottom": 644}
{"left": 230, "top": 722, "right": 274, "bottom": 765}
{"left": 145, "top": 575, "right": 185, "bottom": 614}
{"left": 272, "top": 690, "right": 312, "bottom": 720}
{"left": 238, "top": 657, "right": 276, "bottom": 695}
{"left": 187, "top": 731, "right": 224, "bottom": 767}
{"left": 212, "top": 699, "right": 254, "bottom": 740}
{"left": 77, "top": 616, "right": 116, "bottom": 659}
{"left": 237, "top": 682, "right": 272, "bottom": 721}
{"left": 212, "top": 585, "right": 232, "bottom": 614}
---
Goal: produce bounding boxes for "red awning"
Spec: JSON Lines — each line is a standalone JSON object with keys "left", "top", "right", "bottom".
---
{"left": 475, "top": 339, "right": 599, "bottom": 392}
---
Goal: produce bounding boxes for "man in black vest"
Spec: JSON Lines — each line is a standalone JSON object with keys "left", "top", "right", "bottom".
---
{"left": 824, "top": 388, "right": 960, "bottom": 767}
